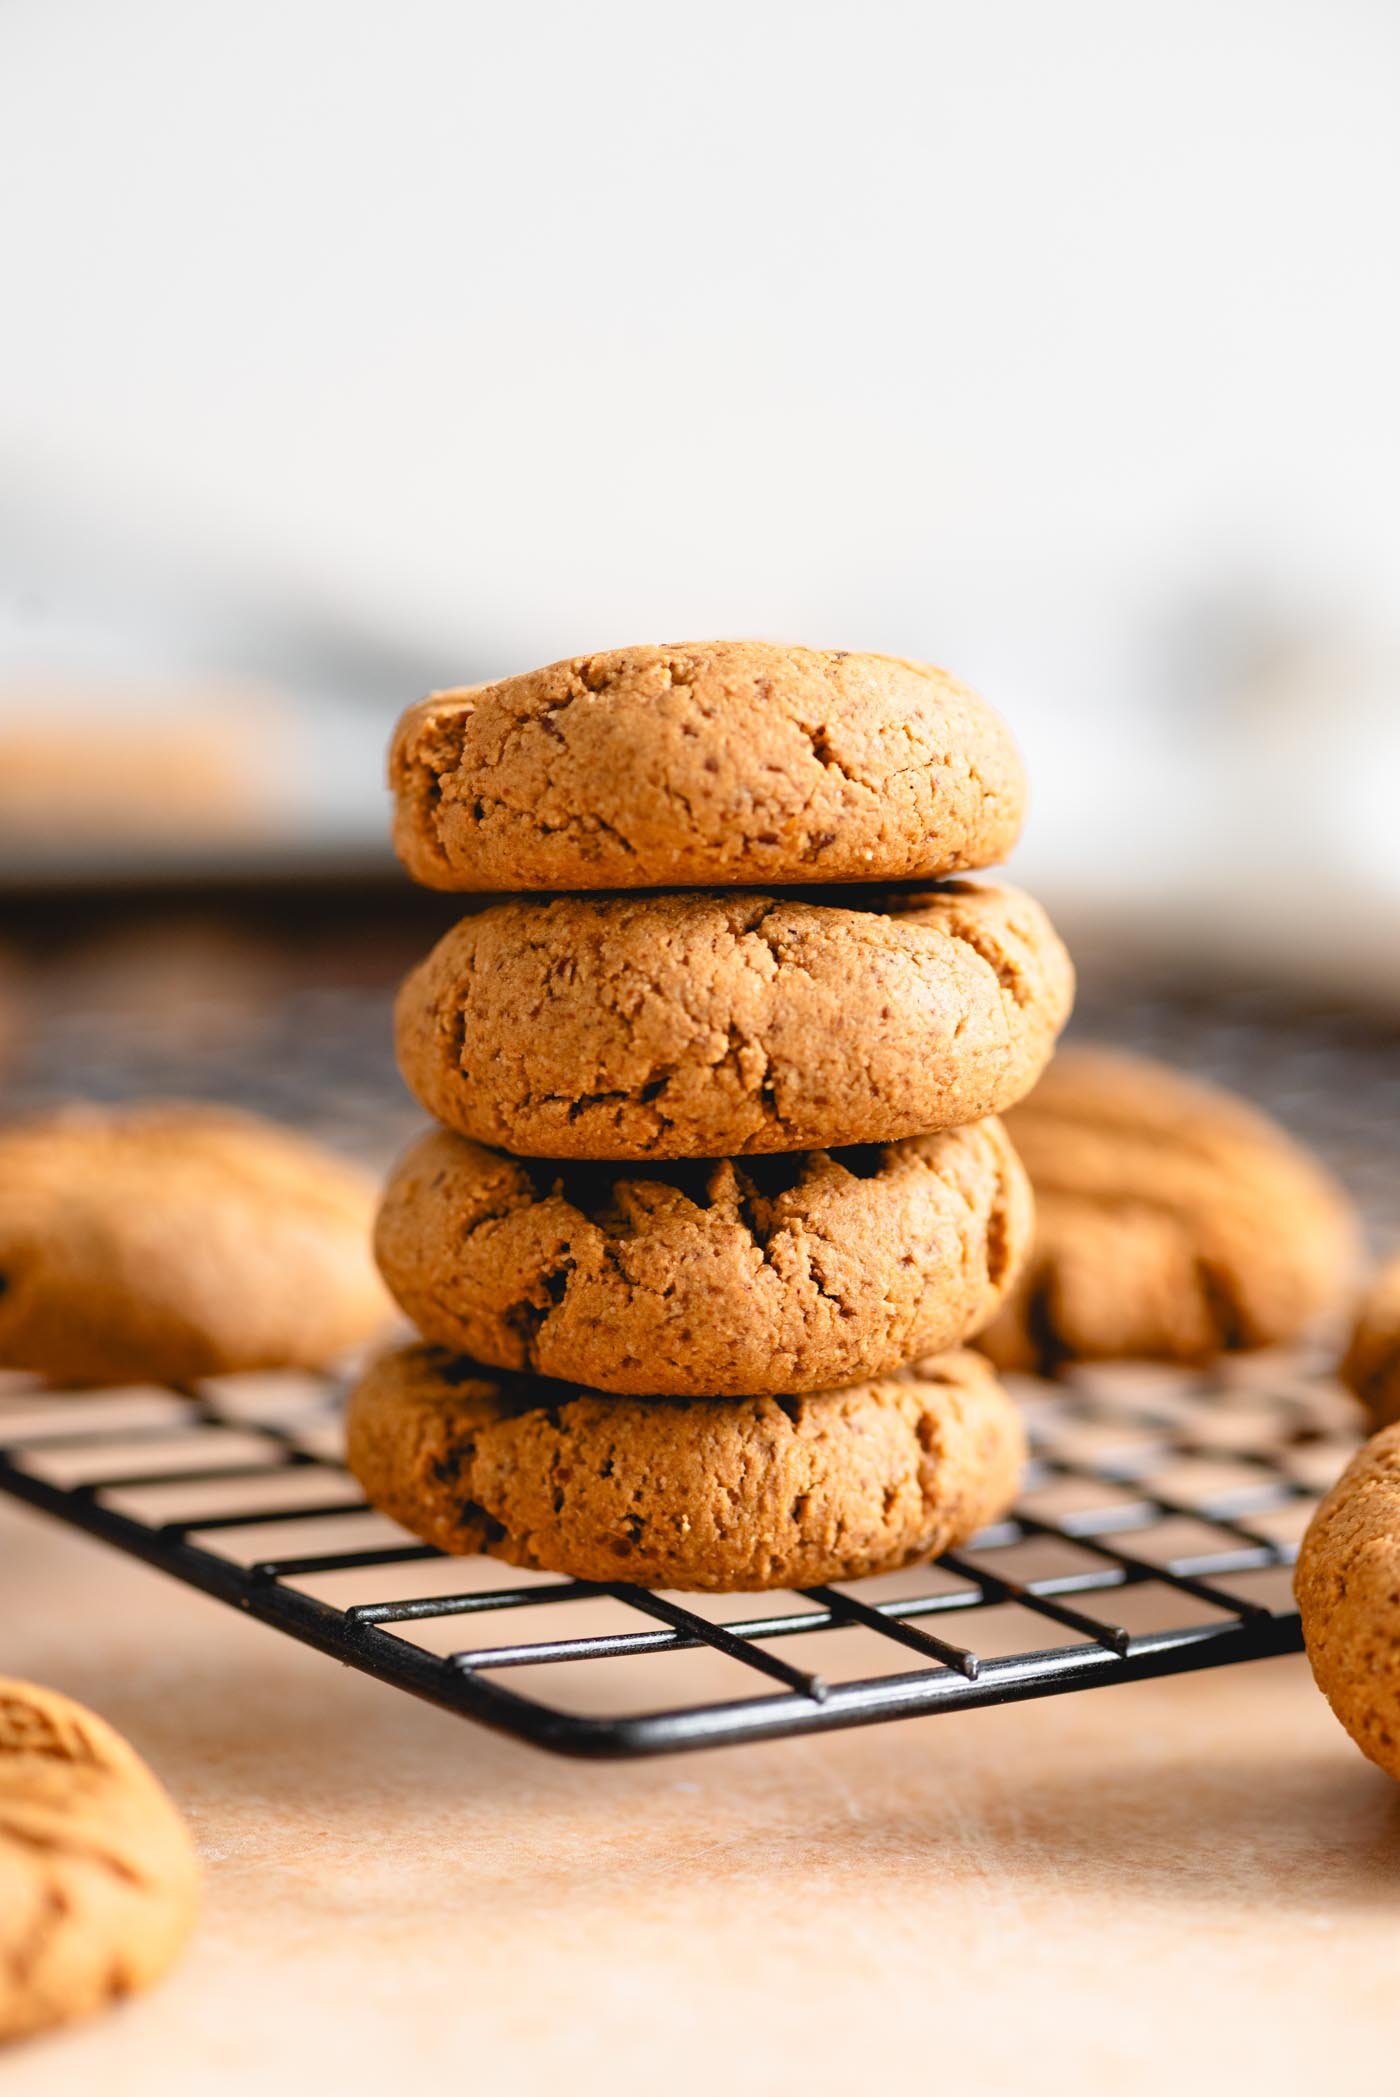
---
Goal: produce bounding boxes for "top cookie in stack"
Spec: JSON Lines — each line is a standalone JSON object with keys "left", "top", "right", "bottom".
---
{"left": 390, "top": 640, "right": 1025, "bottom": 892}
{"left": 350, "top": 642, "right": 1073, "bottom": 1592}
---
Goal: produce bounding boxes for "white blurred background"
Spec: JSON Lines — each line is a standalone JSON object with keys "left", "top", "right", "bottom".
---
{"left": 1, "top": 0, "right": 1398, "bottom": 991}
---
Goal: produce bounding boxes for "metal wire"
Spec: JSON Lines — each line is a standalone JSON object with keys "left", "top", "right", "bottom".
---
{"left": 0, "top": 1355, "right": 1350, "bottom": 1758}
{"left": 0, "top": 961, "right": 1384, "bottom": 1756}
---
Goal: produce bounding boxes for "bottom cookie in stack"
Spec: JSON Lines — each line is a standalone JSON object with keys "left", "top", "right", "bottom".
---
{"left": 346, "top": 1343, "right": 1024, "bottom": 1592}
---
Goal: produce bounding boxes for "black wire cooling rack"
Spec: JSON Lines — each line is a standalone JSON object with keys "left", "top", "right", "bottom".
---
{"left": 0, "top": 1352, "right": 1355, "bottom": 1758}
{"left": 0, "top": 964, "right": 1387, "bottom": 1757}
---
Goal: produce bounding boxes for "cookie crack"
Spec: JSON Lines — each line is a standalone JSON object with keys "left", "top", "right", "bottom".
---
{"left": 731, "top": 1177, "right": 783, "bottom": 1274}
{"left": 1193, "top": 1254, "right": 1253, "bottom": 1353}
{"left": 945, "top": 919, "right": 1032, "bottom": 1007}
{"left": 563, "top": 1090, "right": 634, "bottom": 1123}
{"left": 1022, "top": 1266, "right": 1072, "bottom": 1376}
{"left": 799, "top": 722, "right": 866, "bottom": 789}
{"left": 1355, "top": 1338, "right": 1400, "bottom": 1417}
{"left": 2, "top": 1878, "right": 71, "bottom": 1991}
{"left": 0, "top": 1813, "right": 146, "bottom": 1887}
{"left": 500, "top": 1255, "right": 578, "bottom": 1364}
{"left": 983, "top": 1154, "right": 1015, "bottom": 1290}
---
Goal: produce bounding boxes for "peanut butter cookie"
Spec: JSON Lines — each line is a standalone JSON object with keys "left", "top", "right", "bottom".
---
{"left": 979, "top": 1047, "right": 1357, "bottom": 1372}
{"left": 1, "top": 1679, "right": 199, "bottom": 2044}
{"left": 1295, "top": 1425, "right": 1400, "bottom": 1782}
{"left": 375, "top": 1119, "right": 1031, "bottom": 1396}
{"left": 1342, "top": 1254, "right": 1400, "bottom": 1428}
{"left": 391, "top": 641, "right": 1025, "bottom": 892}
{"left": 395, "top": 881, "right": 1073, "bottom": 1160}
{"left": 347, "top": 1342, "right": 1025, "bottom": 1591}
{"left": 0, "top": 1104, "right": 392, "bottom": 1386}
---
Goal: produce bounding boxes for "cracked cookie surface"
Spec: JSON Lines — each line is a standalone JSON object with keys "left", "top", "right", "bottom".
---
{"left": 1295, "top": 1425, "right": 1400, "bottom": 1782}
{"left": 375, "top": 1119, "right": 1031, "bottom": 1396}
{"left": 390, "top": 640, "right": 1025, "bottom": 892}
{"left": 346, "top": 1341, "right": 1025, "bottom": 1591}
{"left": 978, "top": 1047, "right": 1357, "bottom": 1372}
{"left": 1342, "top": 1254, "right": 1400, "bottom": 1428}
{"left": 0, "top": 1678, "right": 199, "bottom": 2044}
{"left": 395, "top": 881, "right": 1073, "bottom": 1160}
{"left": 0, "top": 1104, "right": 392, "bottom": 1385}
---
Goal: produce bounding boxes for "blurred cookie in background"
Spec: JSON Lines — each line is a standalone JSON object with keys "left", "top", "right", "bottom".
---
{"left": 0, "top": 680, "right": 293, "bottom": 862}
{"left": 0, "top": 1102, "right": 393, "bottom": 1386}
{"left": 979, "top": 1046, "right": 1359, "bottom": 1374}
{"left": 1342, "top": 1253, "right": 1400, "bottom": 1428}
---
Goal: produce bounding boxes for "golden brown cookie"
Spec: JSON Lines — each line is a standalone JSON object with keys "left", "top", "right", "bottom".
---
{"left": 0, "top": 1104, "right": 392, "bottom": 1387}
{"left": 1295, "top": 1425, "right": 1400, "bottom": 1783}
{"left": 1342, "top": 1254, "right": 1400, "bottom": 1428}
{"left": 390, "top": 641, "right": 1025, "bottom": 892}
{"left": 978, "top": 1047, "right": 1357, "bottom": 1373}
{"left": 347, "top": 1342, "right": 1025, "bottom": 1591}
{"left": 395, "top": 881, "right": 1073, "bottom": 1161}
{"left": 375, "top": 1119, "right": 1031, "bottom": 1397}
{"left": 0, "top": 1679, "right": 199, "bottom": 2044}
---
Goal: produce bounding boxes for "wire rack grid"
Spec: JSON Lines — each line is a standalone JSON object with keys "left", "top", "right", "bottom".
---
{"left": 1, "top": 963, "right": 1387, "bottom": 1757}
{"left": 0, "top": 1351, "right": 1354, "bottom": 1759}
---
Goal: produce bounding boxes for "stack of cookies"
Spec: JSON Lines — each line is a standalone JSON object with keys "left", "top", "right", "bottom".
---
{"left": 348, "top": 642, "right": 1075, "bottom": 1592}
